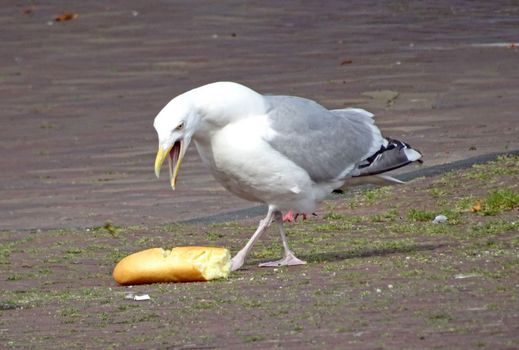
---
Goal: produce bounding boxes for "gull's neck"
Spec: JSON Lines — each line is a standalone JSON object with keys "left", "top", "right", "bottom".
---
{"left": 186, "top": 82, "right": 268, "bottom": 129}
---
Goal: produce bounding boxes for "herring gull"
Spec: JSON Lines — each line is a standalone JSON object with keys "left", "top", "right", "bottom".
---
{"left": 153, "top": 82, "right": 422, "bottom": 271}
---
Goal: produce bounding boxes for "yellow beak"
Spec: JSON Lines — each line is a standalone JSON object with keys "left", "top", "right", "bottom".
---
{"left": 154, "top": 141, "right": 184, "bottom": 190}
{"left": 154, "top": 146, "right": 170, "bottom": 179}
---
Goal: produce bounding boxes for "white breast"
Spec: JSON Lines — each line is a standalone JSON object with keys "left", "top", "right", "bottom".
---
{"left": 194, "top": 115, "right": 318, "bottom": 211}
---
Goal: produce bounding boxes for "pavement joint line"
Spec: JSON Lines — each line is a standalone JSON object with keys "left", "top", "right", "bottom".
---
{"left": 181, "top": 149, "right": 519, "bottom": 225}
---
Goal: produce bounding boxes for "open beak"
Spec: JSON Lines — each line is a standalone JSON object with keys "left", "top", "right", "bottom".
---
{"left": 154, "top": 139, "right": 188, "bottom": 190}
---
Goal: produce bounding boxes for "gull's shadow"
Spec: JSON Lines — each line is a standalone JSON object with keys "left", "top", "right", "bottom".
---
{"left": 299, "top": 243, "right": 445, "bottom": 264}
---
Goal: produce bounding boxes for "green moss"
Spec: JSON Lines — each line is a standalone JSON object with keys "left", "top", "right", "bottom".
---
{"left": 0, "top": 287, "right": 107, "bottom": 309}
{"left": 481, "top": 189, "right": 519, "bottom": 215}
{"left": 314, "top": 222, "right": 354, "bottom": 232}
{"left": 356, "top": 186, "right": 393, "bottom": 205}
{"left": 465, "top": 155, "right": 519, "bottom": 180}
{"left": 371, "top": 209, "right": 399, "bottom": 222}
{"left": 0, "top": 235, "right": 34, "bottom": 265}
{"left": 456, "top": 196, "right": 476, "bottom": 212}
{"left": 400, "top": 269, "right": 427, "bottom": 278}
{"left": 243, "top": 334, "right": 265, "bottom": 343}
{"left": 407, "top": 208, "right": 436, "bottom": 222}
{"left": 206, "top": 231, "right": 225, "bottom": 241}
{"left": 0, "top": 241, "right": 15, "bottom": 265}
{"left": 60, "top": 307, "right": 81, "bottom": 319}
{"left": 437, "top": 208, "right": 462, "bottom": 224}
{"left": 322, "top": 212, "right": 347, "bottom": 220}
{"left": 470, "top": 220, "right": 519, "bottom": 237}
{"left": 428, "top": 312, "right": 453, "bottom": 322}
{"left": 6, "top": 274, "right": 23, "bottom": 281}
{"left": 427, "top": 187, "right": 448, "bottom": 198}
{"left": 387, "top": 221, "right": 456, "bottom": 236}
{"left": 251, "top": 245, "right": 280, "bottom": 259}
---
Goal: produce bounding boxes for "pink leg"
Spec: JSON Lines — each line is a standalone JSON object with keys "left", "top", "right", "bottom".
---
{"left": 230, "top": 206, "right": 276, "bottom": 271}
{"left": 259, "top": 210, "right": 306, "bottom": 268}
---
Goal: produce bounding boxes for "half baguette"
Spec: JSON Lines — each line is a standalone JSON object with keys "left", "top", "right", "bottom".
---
{"left": 113, "top": 246, "right": 231, "bottom": 285}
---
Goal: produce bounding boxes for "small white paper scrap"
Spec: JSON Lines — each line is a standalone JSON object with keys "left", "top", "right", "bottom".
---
{"left": 133, "top": 294, "right": 151, "bottom": 301}
{"left": 432, "top": 215, "right": 448, "bottom": 224}
{"left": 454, "top": 273, "right": 479, "bottom": 280}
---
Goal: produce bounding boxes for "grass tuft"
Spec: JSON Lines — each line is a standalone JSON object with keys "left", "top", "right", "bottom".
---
{"left": 480, "top": 189, "right": 519, "bottom": 215}
{"left": 470, "top": 220, "right": 519, "bottom": 237}
{"left": 407, "top": 208, "right": 436, "bottom": 222}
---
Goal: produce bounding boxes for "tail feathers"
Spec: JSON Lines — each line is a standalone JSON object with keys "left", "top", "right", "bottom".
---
{"left": 374, "top": 174, "right": 405, "bottom": 184}
{"left": 333, "top": 174, "right": 405, "bottom": 193}
{"left": 352, "top": 138, "right": 423, "bottom": 177}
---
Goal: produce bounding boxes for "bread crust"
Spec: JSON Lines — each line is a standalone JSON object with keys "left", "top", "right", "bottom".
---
{"left": 113, "top": 246, "right": 230, "bottom": 285}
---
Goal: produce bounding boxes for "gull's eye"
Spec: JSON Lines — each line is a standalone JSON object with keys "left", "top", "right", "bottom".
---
{"left": 176, "top": 122, "right": 184, "bottom": 130}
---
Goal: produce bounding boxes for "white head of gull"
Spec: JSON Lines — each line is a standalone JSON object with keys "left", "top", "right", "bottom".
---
{"left": 153, "top": 82, "right": 422, "bottom": 271}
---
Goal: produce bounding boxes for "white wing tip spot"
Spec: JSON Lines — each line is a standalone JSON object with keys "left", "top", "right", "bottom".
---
{"left": 404, "top": 148, "right": 422, "bottom": 162}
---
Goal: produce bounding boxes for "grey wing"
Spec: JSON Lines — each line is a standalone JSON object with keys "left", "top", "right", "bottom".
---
{"left": 264, "top": 96, "right": 384, "bottom": 182}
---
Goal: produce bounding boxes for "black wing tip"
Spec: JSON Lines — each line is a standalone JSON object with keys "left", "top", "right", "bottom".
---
{"left": 355, "top": 137, "right": 423, "bottom": 177}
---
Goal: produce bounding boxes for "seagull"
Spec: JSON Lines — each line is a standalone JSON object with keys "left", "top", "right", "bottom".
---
{"left": 153, "top": 82, "right": 422, "bottom": 271}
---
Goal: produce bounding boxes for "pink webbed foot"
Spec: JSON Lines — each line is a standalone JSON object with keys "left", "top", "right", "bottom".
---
{"left": 294, "top": 213, "right": 308, "bottom": 221}
{"left": 283, "top": 210, "right": 317, "bottom": 222}
{"left": 283, "top": 210, "right": 295, "bottom": 222}
{"left": 258, "top": 251, "right": 307, "bottom": 267}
